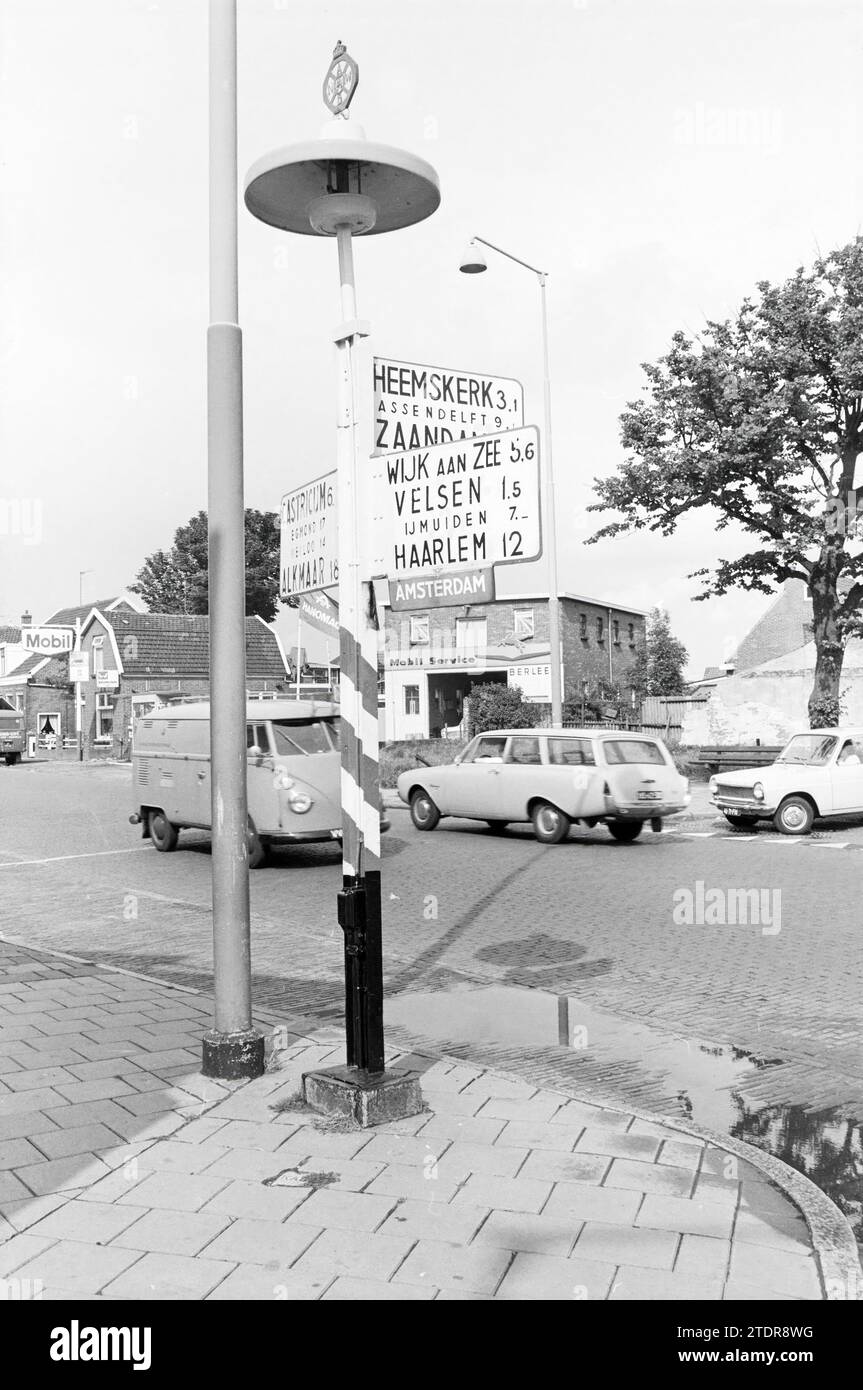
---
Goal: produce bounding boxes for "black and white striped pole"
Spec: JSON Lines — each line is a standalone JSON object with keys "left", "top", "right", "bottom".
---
{"left": 244, "top": 44, "right": 439, "bottom": 1123}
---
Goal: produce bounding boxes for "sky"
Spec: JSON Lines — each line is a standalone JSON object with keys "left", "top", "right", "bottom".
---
{"left": 2, "top": 0, "right": 862, "bottom": 674}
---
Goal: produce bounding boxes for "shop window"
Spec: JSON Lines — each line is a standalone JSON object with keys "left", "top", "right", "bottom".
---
{"left": 513, "top": 609, "right": 534, "bottom": 640}
{"left": 404, "top": 685, "right": 420, "bottom": 716}
{"left": 95, "top": 693, "right": 113, "bottom": 743}
{"left": 409, "top": 616, "right": 429, "bottom": 646}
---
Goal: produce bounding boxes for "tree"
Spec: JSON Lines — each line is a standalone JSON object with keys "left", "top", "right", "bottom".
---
{"left": 589, "top": 239, "right": 863, "bottom": 726}
{"left": 131, "top": 509, "right": 281, "bottom": 622}
{"left": 467, "top": 682, "right": 538, "bottom": 737}
{"left": 629, "top": 608, "right": 688, "bottom": 697}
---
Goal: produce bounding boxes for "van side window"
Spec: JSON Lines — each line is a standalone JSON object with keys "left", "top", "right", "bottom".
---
{"left": 548, "top": 737, "right": 595, "bottom": 766}
{"left": 271, "top": 720, "right": 332, "bottom": 756}
{"left": 506, "top": 737, "right": 542, "bottom": 765}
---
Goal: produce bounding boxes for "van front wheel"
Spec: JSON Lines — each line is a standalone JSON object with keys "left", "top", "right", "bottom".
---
{"left": 148, "top": 809, "right": 178, "bottom": 852}
{"left": 248, "top": 824, "right": 268, "bottom": 869}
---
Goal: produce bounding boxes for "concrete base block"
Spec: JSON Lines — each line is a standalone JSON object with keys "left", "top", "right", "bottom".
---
{"left": 302, "top": 1065, "right": 424, "bottom": 1128}
{"left": 202, "top": 1028, "right": 266, "bottom": 1080}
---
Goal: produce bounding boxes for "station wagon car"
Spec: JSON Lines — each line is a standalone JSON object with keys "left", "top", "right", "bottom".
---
{"left": 710, "top": 728, "right": 863, "bottom": 834}
{"left": 397, "top": 728, "right": 690, "bottom": 843}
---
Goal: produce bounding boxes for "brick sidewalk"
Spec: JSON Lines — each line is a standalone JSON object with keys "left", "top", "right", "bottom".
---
{"left": 0, "top": 940, "right": 854, "bottom": 1301}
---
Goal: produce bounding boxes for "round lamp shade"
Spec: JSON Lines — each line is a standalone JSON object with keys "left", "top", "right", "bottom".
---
{"left": 244, "top": 133, "right": 440, "bottom": 237}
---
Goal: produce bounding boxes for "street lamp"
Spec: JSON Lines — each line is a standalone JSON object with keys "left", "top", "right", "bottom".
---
{"left": 75, "top": 571, "right": 93, "bottom": 764}
{"left": 244, "top": 43, "right": 439, "bottom": 1124}
{"left": 459, "top": 236, "right": 563, "bottom": 727}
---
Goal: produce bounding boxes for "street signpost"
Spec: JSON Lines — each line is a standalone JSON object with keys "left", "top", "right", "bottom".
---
{"left": 280, "top": 472, "right": 338, "bottom": 598}
{"left": 369, "top": 424, "right": 542, "bottom": 577}
{"left": 69, "top": 652, "right": 89, "bottom": 683}
{"left": 373, "top": 357, "right": 523, "bottom": 454}
{"left": 388, "top": 565, "right": 494, "bottom": 610}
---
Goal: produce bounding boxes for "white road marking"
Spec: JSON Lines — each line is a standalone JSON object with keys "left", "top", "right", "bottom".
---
{"left": 0, "top": 847, "right": 150, "bottom": 868}
{"left": 813, "top": 842, "right": 851, "bottom": 849}
{"left": 681, "top": 832, "right": 719, "bottom": 838}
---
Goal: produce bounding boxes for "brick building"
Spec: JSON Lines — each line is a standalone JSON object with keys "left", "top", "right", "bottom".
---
{"left": 382, "top": 591, "right": 646, "bottom": 740}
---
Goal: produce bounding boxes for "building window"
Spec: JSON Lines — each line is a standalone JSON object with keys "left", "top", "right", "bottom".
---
{"left": 513, "top": 609, "right": 534, "bottom": 640}
{"left": 628, "top": 622, "right": 635, "bottom": 645}
{"left": 579, "top": 614, "right": 588, "bottom": 641}
{"left": 409, "top": 616, "right": 430, "bottom": 646}
{"left": 37, "top": 711, "right": 61, "bottom": 741}
{"left": 92, "top": 636, "right": 104, "bottom": 674}
{"left": 596, "top": 617, "right": 604, "bottom": 643}
{"left": 404, "top": 684, "right": 420, "bottom": 716}
{"left": 456, "top": 617, "right": 487, "bottom": 659}
{"left": 612, "top": 619, "right": 620, "bottom": 644}
{"left": 95, "top": 693, "right": 114, "bottom": 743}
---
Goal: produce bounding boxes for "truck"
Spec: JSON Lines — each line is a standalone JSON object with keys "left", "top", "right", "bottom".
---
{"left": 0, "top": 698, "right": 24, "bottom": 765}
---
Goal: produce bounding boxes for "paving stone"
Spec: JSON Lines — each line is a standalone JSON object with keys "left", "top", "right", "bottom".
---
{"left": 111, "top": 1208, "right": 232, "bottom": 1258}
{"left": 460, "top": 1074, "right": 536, "bottom": 1101}
{"left": 112, "top": 1088, "right": 192, "bottom": 1116}
{"left": 477, "top": 1095, "right": 564, "bottom": 1124}
{"left": 289, "top": 1188, "right": 397, "bottom": 1234}
{"left": 202, "top": 1120, "right": 288, "bottom": 1152}
{"left": 171, "top": 1117, "right": 231, "bottom": 1146}
{"left": 201, "top": 1179, "right": 314, "bottom": 1223}
{"left": 420, "top": 1091, "right": 486, "bottom": 1117}
{"left": 691, "top": 1171, "right": 741, "bottom": 1211}
{"left": 291, "top": 1228, "right": 417, "bottom": 1283}
{"left": 14, "top": 1154, "right": 111, "bottom": 1197}
{"left": 4, "top": 1067, "right": 77, "bottom": 1092}
{"left": 380, "top": 1199, "right": 490, "bottom": 1246}
{"left": 722, "top": 1279, "right": 800, "bottom": 1301}
{"left": 75, "top": 1166, "right": 150, "bottom": 1204}
{"left": 434, "top": 1141, "right": 528, "bottom": 1181}
{"left": 12, "top": 1240, "right": 143, "bottom": 1295}
{"left": 0, "top": 1112, "right": 60, "bottom": 1143}
{"left": 0, "top": 1232, "right": 58, "bottom": 1277}
{"left": 416, "top": 1114, "right": 506, "bottom": 1147}
{"left": 103, "top": 1251, "right": 236, "bottom": 1300}
{"left": 52, "top": 1078, "right": 136, "bottom": 1104}
{"left": 452, "top": 1173, "right": 553, "bottom": 1214}
{"left": 294, "top": 1156, "right": 386, "bottom": 1193}
{"left": 206, "top": 1264, "right": 329, "bottom": 1300}
{"left": 42, "top": 1099, "right": 139, "bottom": 1131}
{"left": 495, "top": 1120, "right": 584, "bottom": 1153}
{"left": 544, "top": 1183, "right": 642, "bottom": 1226}
{"left": 0, "top": 1138, "right": 45, "bottom": 1169}
{"left": 131, "top": 1139, "right": 230, "bottom": 1175}
{"left": 364, "top": 1163, "right": 462, "bottom": 1203}
{"left": 518, "top": 1149, "right": 610, "bottom": 1185}
{"left": 0, "top": 1088, "right": 66, "bottom": 1117}
{"left": 496, "top": 1251, "right": 615, "bottom": 1301}
{"left": 549, "top": 1103, "right": 630, "bottom": 1132}
{"left": 354, "top": 1133, "right": 451, "bottom": 1167}
{"left": 604, "top": 1157, "right": 695, "bottom": 1199}
{"left": 728, "top": 1242, "right": 821, "bottom": 1299}
{"left": 201, "top": 1216, "right": 321, "bottom": 1267}
{"left": 732, "top": 1209, "right": 812, "bottom": 1254}
{"left": 472, "top": 1209, "right": 579, "bottom": 1257}
{"left": 674, "top": 1234, "right": 731, "bottom": 1280}
{"left": 636, "top": 1193, "right": 736, "bottom": 1240}
{"left": 322, "top": 1276, "right": 436, "bottom": 1300}
{"left": 29, "top": 1199, "right": 146, "bottom": 1245}
{"left": 205, "top": 1147, "right": 302, "bottom": 1184}
{"left": 0, "top": 1193, "right": 68, "bottom": 1231}
{"left": 575, "top": 1128, "right": 661, "bottom": 1162}
{"left": 609, "top": 1267, "right": 724, "bottom": 1300}
{"left": 31, "top": 1124, "right": 124, "bottom": 1161}
{"left": 116, "top": 1172, "right": 231, "bottom": 1213}
{"left": 392, "top": 1239, "right": 510, "bottom": 1294}
{"left": 276, "top": 1128, "right": 377, "bottom": 1163}
{"left": 574, "top": 1220, "right": 679, "bottom": 1270}
{"left": 103, "top": 1111, "right": 186, "bottom": 1143}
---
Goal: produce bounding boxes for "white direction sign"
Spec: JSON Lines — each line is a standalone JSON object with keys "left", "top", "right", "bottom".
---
{"left": 370, "top": 425, "right": 542, "bottom": 576}
{"left": 280, "top": 472, "right": 338, "bottom": 599}
{"left": 69, "top": 652, "right": 89, "bottom": 683}
{"left": 373, "top": 358, "right": 523, "bottom": 454}
{"left": 22, "top": 626, "right": 75, "bottom": 654}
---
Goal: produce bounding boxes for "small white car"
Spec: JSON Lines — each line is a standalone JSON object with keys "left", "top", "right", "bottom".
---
{"left": 396, "top": 727, "right": 690, "bottom": 844}
{"left": 710, "top": 728, "right": 863, "bottom": 834}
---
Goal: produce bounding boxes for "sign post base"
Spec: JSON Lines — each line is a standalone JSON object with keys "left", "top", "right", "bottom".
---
{"left": 302, "top": 1064, "right": 423, "bottom": 1129}
{"left": 202, "top": 1028, "right": 266, "bottom": 1080}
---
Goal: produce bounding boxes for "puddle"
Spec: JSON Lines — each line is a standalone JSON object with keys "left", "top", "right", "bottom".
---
{"left": 386, "top": 982, "right": 863, "bottom": 1246}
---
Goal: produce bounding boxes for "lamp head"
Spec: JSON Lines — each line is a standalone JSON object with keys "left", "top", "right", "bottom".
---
{"left": 459, "top": 241, "right": 487, "bottom": 274}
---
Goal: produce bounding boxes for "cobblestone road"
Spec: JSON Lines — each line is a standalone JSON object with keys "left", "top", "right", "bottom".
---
{"left": 2, "top": 763, "right": 862, "bottom": 1125}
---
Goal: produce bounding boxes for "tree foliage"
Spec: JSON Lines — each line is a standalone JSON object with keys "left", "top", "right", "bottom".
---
{"left": 467, "top": 682, "right": 538, "bottom": 737}
{"left": 589, "top": 239, "right": 863, "bottom": 725}
{"left": 628, "top": 608, "right": 688, "bottom": 697}
{"left": 131, "top": 509, "right": 281, "bottom": 622}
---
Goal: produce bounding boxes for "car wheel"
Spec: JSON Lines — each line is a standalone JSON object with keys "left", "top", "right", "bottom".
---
{"left": 148, "top": 808, "right": 179, "bottom": 852}
{"left": 248, "top": 823, "right": 268, "bottom": 869}
{"left": 773, "top": 796, "right": 814, "bottom": 836}
{"left": 486, "top": 820, "right": 508, "bottom": 834}
{"left": 410, "top": 789, "right": 440, "bottom": 831}
{"left": 531, "top": 801, "right": 571, "bottom": 844}
{"left": 608, "top": 818, "right": 643, "bottom": 843}
{"left": 724, "top": 814, "right": 760, "bottom": 832}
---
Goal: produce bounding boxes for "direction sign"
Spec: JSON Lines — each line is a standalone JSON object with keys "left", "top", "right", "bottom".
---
{"left": 22, "top": 626, "right": 75, "bottom": 654}
{"left": 373, "top": 357, "right": 523, "bottom": 454}
{"left": 369, "top": 425, "right": 541, "bottom": 577}
{"left": 388, "top": 566, "right": 495, "bottom": 611}
{"left": 69, "top": 652, "right": 89, "bottom": 683}
{"left": 280, "top": 472, "right": 338, "bottom": 599}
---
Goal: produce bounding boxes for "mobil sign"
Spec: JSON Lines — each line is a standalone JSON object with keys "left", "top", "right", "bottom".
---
{"left": 22, "top": 627, "right": 75, "bottom": 654}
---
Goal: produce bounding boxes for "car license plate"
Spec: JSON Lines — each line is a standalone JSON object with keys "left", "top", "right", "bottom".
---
{"left": 638, "top": 791, "right": 662, "bottom": 801}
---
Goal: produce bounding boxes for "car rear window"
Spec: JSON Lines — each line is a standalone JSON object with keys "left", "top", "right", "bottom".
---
{"left": 271, "top": 719, "right": 335, "bottom": 756}
{"left": 603, "top": 739, "right": 666, "bottom": 766}
{"left": 548, "top": 737, "right": 595, "bottom": 766}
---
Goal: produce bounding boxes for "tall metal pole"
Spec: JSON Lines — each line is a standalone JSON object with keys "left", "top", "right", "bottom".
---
{"left": 539, "top": 274, "right": 563, "bottom": 726}
{"left": 335, "top": 222, "right": 384, "bottom": 1075}
{"left": 202, "top": 0, "right": 264, "bottom": 1080}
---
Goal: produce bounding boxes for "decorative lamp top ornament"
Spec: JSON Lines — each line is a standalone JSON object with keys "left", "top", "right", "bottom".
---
{"left": 323, "top": 41, "right": 359, "bottom": 117}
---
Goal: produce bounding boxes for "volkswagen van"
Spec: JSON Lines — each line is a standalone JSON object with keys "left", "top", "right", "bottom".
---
{"left": 129, "top": 699, "right": 382, "bottom": 867}
{"left": 396, "top": 727, "right": 690, "bottom": 843}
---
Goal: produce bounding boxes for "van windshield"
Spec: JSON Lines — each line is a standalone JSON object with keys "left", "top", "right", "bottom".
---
{"left": 270, "top": 719, "right": 337, "bottom": 756}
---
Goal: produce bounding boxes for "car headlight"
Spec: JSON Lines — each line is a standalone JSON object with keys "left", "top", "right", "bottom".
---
{"left": 753, "top": 782, "right": 765, "bottom": 801}
{"left": 708, "top": 776, "right": 717, "bottom": 793}
{"left": 288, "top": 790, "right": 312, "bottom": 814}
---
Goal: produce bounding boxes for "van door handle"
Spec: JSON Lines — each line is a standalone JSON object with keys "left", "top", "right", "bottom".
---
{"left": 197, "top": 770, "right": 206, "bottom": 781}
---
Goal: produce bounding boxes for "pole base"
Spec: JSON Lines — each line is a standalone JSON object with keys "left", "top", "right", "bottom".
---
{"left": 302, "top": 1064, "right": 423, "bottom": 1128}
{"left": 202, "top": 1028, "right": 266, "bottom": 1080}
